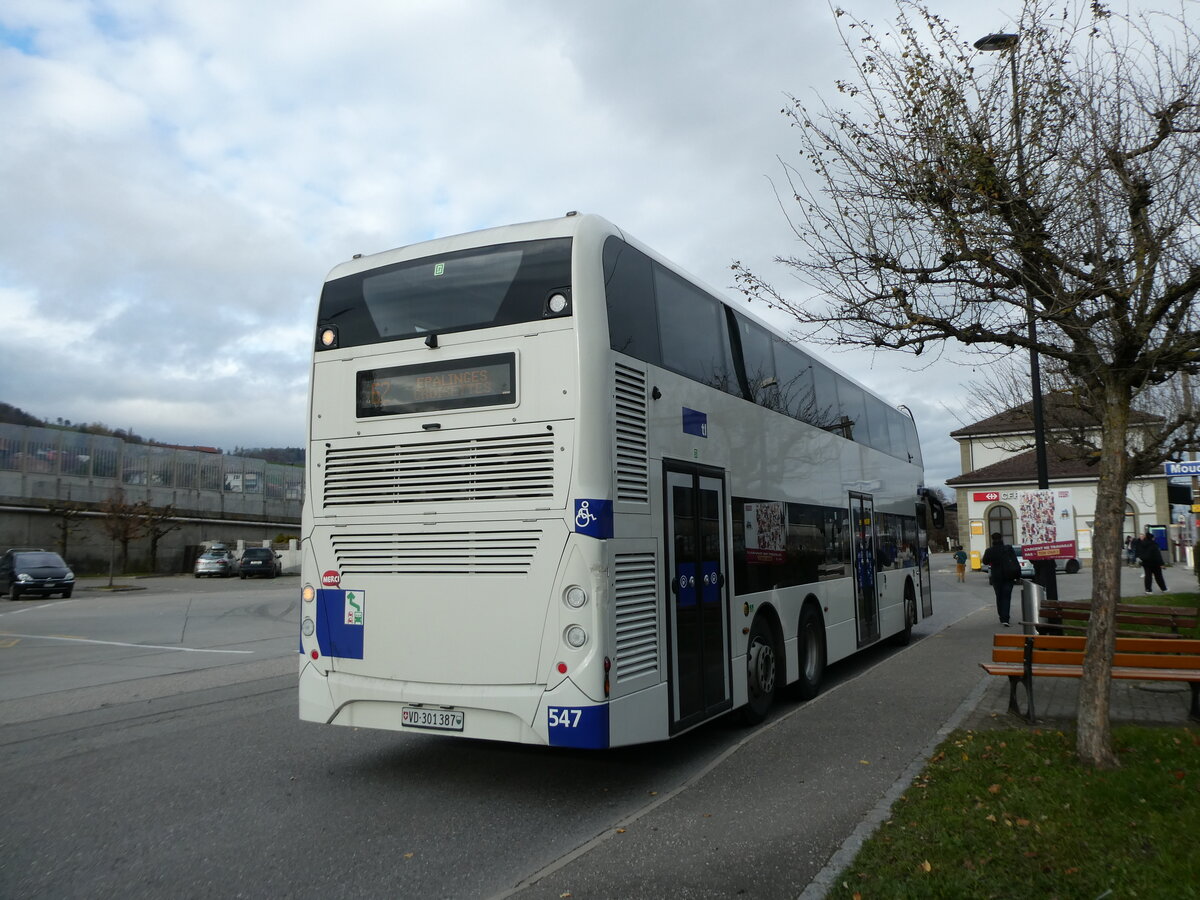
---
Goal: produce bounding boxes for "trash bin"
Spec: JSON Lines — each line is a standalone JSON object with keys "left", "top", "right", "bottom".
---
{"left": 1021, "top": 579, "right": 1045, "bottom": 635}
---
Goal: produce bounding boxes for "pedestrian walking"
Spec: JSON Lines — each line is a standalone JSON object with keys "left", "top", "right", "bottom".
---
{"left": 1136, "top": 531, "right": 1168, "bottom": 593}
{"left": 980, "top": 532, "right": 1021, "bottom": 626}
{"left": 952, "top": 546, "right": 968, "bottom": 582}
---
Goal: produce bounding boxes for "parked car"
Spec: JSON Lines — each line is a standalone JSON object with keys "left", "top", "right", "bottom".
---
{"left": 194, "top": 548, "right": 238, "bottom": 578}
{"left": 979, "top": 553, "right": 1035, "bottom": 578}
{"left": 1, "top": 548, "right": 75, "bottom": 600}
{"left": 1021, "top": 553, "right": 1083, "bottom": 575}
{"left": 981, "top": 552, "right": 1080, "bottom": 576}
{"left": 239, "top": 547, "right": 282, "bottom": 579}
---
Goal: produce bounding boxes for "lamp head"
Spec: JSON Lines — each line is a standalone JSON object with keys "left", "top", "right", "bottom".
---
{"left": 974, "top": 33, "right": 1019, "bottom": 51}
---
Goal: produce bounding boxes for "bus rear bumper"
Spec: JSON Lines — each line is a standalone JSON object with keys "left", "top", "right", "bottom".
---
{"left": 299, "top": 664, "right": 616, "bottom": 748}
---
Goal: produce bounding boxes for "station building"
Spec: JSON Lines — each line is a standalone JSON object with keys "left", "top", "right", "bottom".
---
{"left": 946, "top": 397, "right": 1177, "bottom": 570}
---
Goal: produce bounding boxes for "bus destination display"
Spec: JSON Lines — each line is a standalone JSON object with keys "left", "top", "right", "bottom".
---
{"left": 357, "top": 353, "right": 516, "bottom": 416}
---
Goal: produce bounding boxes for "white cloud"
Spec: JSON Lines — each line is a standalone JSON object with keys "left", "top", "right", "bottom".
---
{"left": 1, "top": 0, "right": 1029, "bottom": 482}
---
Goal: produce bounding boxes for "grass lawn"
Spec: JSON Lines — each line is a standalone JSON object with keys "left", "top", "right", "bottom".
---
{"left": 826, "top": 726, "right": 1200, "bottom": 898}
{"left": 827, "top": 591, "right": 1200, "bottom": 898}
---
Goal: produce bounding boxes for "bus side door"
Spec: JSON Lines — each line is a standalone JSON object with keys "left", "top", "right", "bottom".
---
{"left": 851, "top": 492, "right": 880, "bottom": 646}
{"left": 665, "top": 465, "right": 732, "bottom": 731}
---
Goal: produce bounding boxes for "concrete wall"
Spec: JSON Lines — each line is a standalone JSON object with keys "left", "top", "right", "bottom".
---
{"left": 0, "top": 423, "right": 303, "bottom": 575}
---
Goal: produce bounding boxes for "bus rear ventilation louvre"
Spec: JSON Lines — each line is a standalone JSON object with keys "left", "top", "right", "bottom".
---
{"left": 323, "top": 431, "right": 557, "bottom": 507}
{"left": 613, "top": 552, "right": 659, "bottom": 682}
{"left": 331, "top": 527, "right": 542, "bottom": 576}
{"left": 614, "top": 363, "right": 649, "bottom": 504}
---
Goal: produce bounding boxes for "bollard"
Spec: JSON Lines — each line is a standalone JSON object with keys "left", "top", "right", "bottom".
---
{"left": 1021, "top": 579, "right": 1045, "bottom": 635}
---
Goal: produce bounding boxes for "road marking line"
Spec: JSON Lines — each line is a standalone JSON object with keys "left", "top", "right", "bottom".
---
{"left": 0, "top": 632, "right": 253, "bottom": 654}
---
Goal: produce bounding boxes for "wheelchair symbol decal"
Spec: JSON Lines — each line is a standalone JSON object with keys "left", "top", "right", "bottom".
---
{"left": 573, "top": 499, "right": 613, "bottom": 539}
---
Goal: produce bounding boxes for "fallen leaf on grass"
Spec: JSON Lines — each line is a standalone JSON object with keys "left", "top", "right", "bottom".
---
{"left": 920, "top": 860, "right": 932, "bottom": 873}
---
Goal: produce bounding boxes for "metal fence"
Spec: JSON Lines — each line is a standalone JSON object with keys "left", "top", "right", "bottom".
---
{"left": 0, "top": 423, "right": 303, "bottom": 522}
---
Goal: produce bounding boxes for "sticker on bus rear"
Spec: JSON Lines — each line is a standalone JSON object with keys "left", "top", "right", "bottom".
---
{"left": 547, "top": 705, "right": 609, "bottom": 749}
{"left": 344, "top": 591, "right": 364, "bottom": 625}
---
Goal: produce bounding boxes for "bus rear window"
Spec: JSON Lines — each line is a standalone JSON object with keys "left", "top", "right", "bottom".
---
{"left": 357, "top": 353, "right": 516, "bottom": 417}
{"left": 318, "top": 238, "right": 572, "bottom": 349}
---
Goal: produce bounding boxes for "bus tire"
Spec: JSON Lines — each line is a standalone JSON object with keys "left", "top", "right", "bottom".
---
{"left": 1065, "top": 559, "right": 1081, "bottom": 575}
{"left": 739, "top": 615, "right": 778, "bottom": 725}
{"left": 892, "top": 583, "right": 917, "bottom": 647}
{"left": 791, "top": 604, "right": 825, "bottom": 701}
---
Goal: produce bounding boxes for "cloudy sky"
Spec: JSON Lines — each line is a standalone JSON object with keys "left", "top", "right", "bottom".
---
{"left": 0, "top": 0, "right": 1031, "bottom": 493}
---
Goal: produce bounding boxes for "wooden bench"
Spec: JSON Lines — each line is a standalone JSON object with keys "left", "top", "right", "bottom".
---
{"left": 980, "top": 632, "right": 1200, "bottom": 724}
{"left": 1037, "top": 599, "right": 1198, "bottom": 638}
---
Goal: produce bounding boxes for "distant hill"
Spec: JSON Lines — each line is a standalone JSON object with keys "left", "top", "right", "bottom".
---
{"left": 0, "top": 402, "right": 44, "bottom": 428}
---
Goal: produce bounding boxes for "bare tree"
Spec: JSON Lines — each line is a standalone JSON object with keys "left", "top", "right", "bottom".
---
{"left": 140, "top": 503, "right": 180, "bottom": 574}
{"left": 46, "top": 500, "right": 86, "bottom": 560}
{"left": 734, "top": 1, "right": 1200, "bottom": 767}
{"left": 98, "top": 490, "right": 146, "bottom": 584}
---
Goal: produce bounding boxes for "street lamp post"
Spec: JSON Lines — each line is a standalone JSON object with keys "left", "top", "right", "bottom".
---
{"left": 975, "top": 31, "right": 1058, "bottom": 602}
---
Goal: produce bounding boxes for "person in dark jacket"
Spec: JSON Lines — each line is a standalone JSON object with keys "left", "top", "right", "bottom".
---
{"left": 980, "top": 532, "right": 1019, "bottom": 626}
{"left": 1136, "top": 531, "right": 1168, "bottom": 593}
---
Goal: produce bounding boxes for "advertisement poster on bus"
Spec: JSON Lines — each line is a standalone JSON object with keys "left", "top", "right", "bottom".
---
{"left": 974, "top": 488, "right": 1076, "bottom": 560}
{"left": 743, "top": 502, "right": 787, "bottom": 564}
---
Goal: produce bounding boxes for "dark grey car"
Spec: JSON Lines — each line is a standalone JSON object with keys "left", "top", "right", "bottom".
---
{"left": 1, "top": 549, "right": 76, "bottom": 600}
{"left": 238, "top": 547, "right": 281, "bottom": 579}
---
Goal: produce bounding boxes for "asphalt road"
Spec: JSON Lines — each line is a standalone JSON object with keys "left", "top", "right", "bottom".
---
{"left": 0, "top": 559, "right": 1134, "bottom": 898}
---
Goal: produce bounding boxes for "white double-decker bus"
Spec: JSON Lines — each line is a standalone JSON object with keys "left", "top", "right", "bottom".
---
{"left": 299, "top": 213, "right": 938, "bottom": 748}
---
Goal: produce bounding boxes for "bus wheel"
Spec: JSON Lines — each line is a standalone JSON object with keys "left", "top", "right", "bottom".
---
{"left": 892, "top": 585, "right": 917, "bottom": 647}
{"left": 739, "top": 616, "right": 778, "bottom": 725}
{"left": 791, "top": 604, "right": 825, "bottom": 701}
{"left": 1065, "top": 559, "right": 1081, "bottom": 575}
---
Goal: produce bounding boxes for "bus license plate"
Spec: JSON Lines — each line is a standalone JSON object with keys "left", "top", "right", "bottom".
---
{"left": 401, "top": 707, "right": 464, "bottom": 732}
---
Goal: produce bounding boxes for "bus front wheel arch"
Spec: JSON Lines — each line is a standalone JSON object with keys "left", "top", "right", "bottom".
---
{"left": 790, "top": 601, "right": 826, "bottom": 701}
